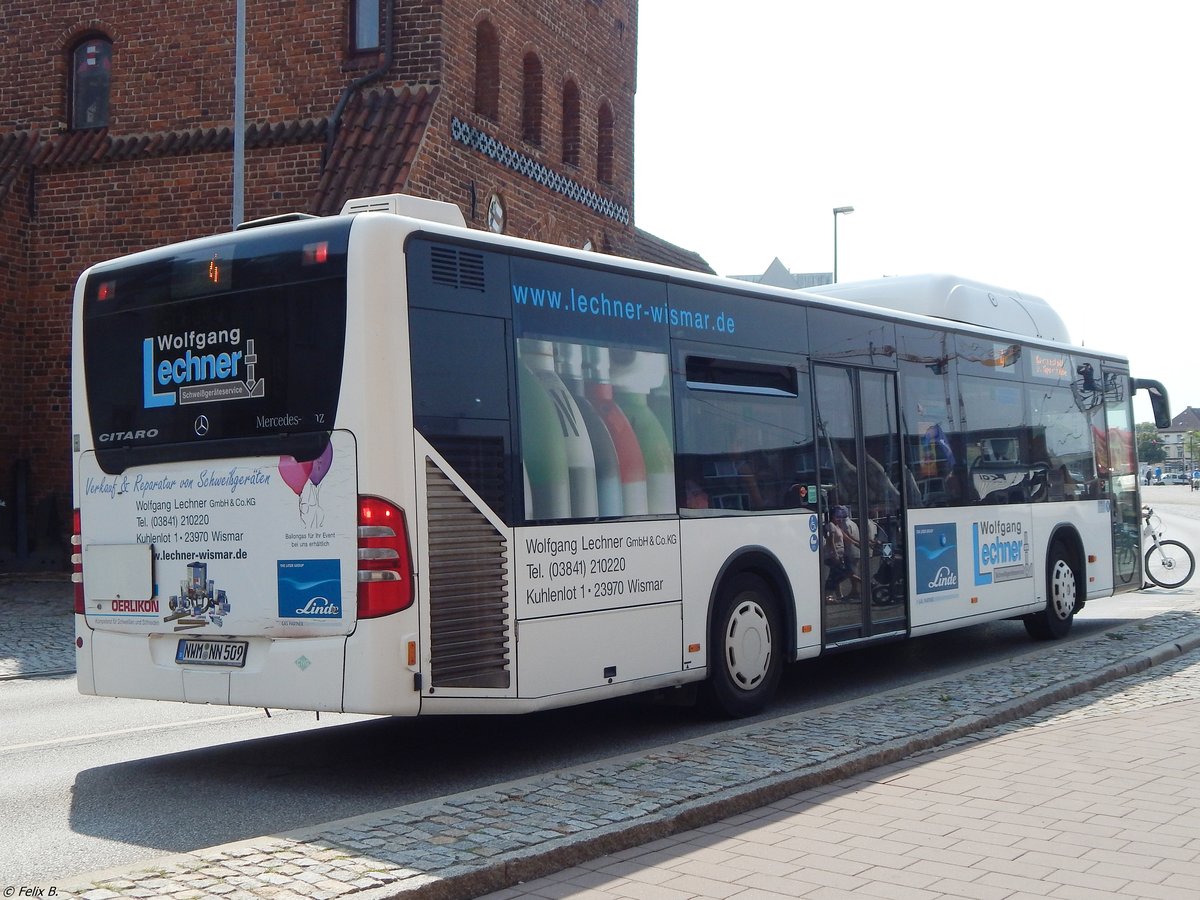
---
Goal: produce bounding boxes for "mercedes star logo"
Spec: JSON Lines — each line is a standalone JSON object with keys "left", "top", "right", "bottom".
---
{"left": 194, "top": 415, "right": 210, "bottom": 437}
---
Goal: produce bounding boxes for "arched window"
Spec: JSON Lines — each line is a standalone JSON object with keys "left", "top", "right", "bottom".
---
{"left": 521, "top": 52, "right": 543, "bottom": 146}
{"left": 70, "top": 36, "right": 112, "bottom": 130}
{"left": 597, "top": 100, "right": 614, "bottom": 184}
{"left": 561, "top": 79, "right": 581, "bottom": 167}
{"left": 474, "top": 20, "right": 500, "bottom": 122}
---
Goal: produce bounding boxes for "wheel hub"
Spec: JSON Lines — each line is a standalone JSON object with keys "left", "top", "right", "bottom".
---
{"left": 1049, "top": 558, "right": 1077, "bottom": 619}
{"left": 723, "top": 599, "right": 772, "bottom": 690}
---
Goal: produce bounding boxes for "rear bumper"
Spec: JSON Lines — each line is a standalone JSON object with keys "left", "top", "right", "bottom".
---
{"left": 76, "top": 612, "right": 421, "bottom": 715}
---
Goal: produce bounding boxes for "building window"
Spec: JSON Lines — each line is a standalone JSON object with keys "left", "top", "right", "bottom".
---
{"left": 521, "top": 52, "right": 543, "bottom": 145}
{"left": 596, "top": 100, "right": 614, "bottom": 183}
{"left": 70, "top": 36, "right": 112, "bottom": 130}
{"left": 474, "top": 20, "right": 500, "bottom": 121}
{"left": 561, "top": 79, "right": 581, "bottom": 167}
{"left": 350, "top": 0, "right": 381, "bottom": 53}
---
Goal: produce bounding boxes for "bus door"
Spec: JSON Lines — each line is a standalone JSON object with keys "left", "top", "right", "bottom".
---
{"left": 1102, "top": 367, "right": 1142, "bottom": 591}
{"left": 814, "top": 365, "right": 908, "bottom": 643}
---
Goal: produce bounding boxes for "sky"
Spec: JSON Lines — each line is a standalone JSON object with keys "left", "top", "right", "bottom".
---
{"left": 633, "top": 1, "right": 1198, "bottom": 424}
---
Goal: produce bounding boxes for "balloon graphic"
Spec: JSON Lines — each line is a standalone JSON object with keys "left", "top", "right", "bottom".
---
{"left": 278, "top": 456, "right": 313, "bottom": 496}
{"left": 310, "top": 440, "right": 334, "bottom": 486}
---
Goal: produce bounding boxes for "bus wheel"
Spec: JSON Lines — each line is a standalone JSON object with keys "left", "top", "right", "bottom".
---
{"left": 1024, "top": 541, "right": 1078, "bottom": 641}
{"left": 702, "top": 572, "right": 783, "bottom": 717}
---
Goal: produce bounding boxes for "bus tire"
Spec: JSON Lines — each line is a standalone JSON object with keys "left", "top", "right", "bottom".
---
{"left": 1024, "top": 541, "right": 1078, "bottom": 641}
{"left": 701, "top": 572, "right": 783, "bottom": 717}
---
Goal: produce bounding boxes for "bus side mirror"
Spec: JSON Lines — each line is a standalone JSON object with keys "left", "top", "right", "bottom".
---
{"left": 1133, "top": 378, "right": 1171, "bottom": 429}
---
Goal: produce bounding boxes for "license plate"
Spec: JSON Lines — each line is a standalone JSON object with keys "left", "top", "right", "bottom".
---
{"left": 176, "top": 639, "right": 248, "bottom": 668}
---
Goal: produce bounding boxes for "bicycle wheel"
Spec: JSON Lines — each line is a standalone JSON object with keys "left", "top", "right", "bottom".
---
{"left": 1144, "top": 539, "right": 1195, "bottom": 589}
{"left": 1114, "top": 536, "right": 1138, "bottom": 585}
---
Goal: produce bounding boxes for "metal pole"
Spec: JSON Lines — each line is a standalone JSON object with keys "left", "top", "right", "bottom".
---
{"left": 232, "top": 0, "right": 246, "bottom": 228}
{"left": 832, "top": 206, "right": 853, "bottom": 283}
{"left": 833, "top": 211, "right": 839, "bottom": 283}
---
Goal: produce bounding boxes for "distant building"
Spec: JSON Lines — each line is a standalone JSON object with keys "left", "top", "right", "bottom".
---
{"left": 730, "top": 258, "right": 832, "bottom": 290}
{"left": 1156, "top": 406, "right": 1200, "bottom": 470}
{"left": 0, "top": 1, "right": 713, "bottom": 568}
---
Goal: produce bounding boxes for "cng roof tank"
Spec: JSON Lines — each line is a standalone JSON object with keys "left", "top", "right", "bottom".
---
{"left": 805, "top": 274, "right": 1070, "bottom": 344}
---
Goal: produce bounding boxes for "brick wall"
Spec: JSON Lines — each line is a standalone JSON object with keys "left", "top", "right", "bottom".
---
{"left": 3, "top": 2, "right": 450, "bottom": 134}
{"left": 422, "top": 0, "right": 637, "bottom": 252}
{"left": 0, "top": 0, "right": 640, "bottom": 569}
{"left": 0, "top": 183, "right": 29, "bottom": 557}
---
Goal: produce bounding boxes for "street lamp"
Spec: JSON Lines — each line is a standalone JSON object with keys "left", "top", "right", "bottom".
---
{"left": 833, "top": 206, "right": 854, "bottom": 283}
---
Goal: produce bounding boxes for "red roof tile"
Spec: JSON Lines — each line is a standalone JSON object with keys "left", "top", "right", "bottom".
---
{"left": 309, "top": 85, "right": 439, "bottom": 216}
{"left": 0, "top": 131, "right": 39, "bottom": 202}
{"left": 631, "top": 228, "right": 715, "bottom": 275}
{"left": 9, "top": 120, "right": 327, "bottom": 174}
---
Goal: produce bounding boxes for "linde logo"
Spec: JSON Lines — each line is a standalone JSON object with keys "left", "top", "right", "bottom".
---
{"left": 927, "top": 566, "right": 958, "bottom": 590}
{"left": 142, "top": 328, "right": 265, "bottom": 409}
{"left": 277, "top": 558, "right": 342, "bottom": 620}
{"left": 294, "top": 597, "right": 340, "bottom": 617}
{"left": 915, "top": 522, "right": 959, "bottom": 596}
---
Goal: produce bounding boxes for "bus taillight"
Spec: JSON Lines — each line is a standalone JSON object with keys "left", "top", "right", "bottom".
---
{"left": 357, "top": 496, "right": 414, "bottom": 618}
{"left": 302, "top": 241, "right": 329, "bottom": 265}
{"left": 72, "top": 508, "right": 84, "bottom": 614}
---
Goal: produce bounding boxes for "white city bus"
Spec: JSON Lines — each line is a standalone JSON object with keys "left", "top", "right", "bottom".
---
{"left": 71, "top": 195, "right": 1171, "bottom": 717}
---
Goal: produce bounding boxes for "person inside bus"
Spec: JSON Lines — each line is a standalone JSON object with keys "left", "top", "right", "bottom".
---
{"left": 824, "top": 505, "right": 862, "bottom": 602}
{"left": 682, "top": 476, "right": 710, "bottom": 509}
{"left": 911, "top": 422, "right": 959, "bottom": 506}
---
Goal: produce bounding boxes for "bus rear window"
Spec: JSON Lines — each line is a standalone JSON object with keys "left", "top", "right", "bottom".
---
{"left": 82, "top": 218, "right": 351, "bottom": 473}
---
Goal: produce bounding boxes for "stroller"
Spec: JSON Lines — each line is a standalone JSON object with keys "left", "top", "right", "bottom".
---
{"left": 869, "top": 516, "right": 904, "bottom": 605}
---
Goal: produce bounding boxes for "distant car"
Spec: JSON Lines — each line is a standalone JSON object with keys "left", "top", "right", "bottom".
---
{"left": 1158, "top": 473, "right": 1190, "bottom": 485}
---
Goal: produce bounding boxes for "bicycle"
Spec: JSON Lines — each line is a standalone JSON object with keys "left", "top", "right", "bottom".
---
{"left": 1141, "top": 506, "right": 1195, "bottom": 589}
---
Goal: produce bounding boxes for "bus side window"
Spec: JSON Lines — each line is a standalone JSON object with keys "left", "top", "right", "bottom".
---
{"left": 677, "top": 355, "right": 813, "bottom": 514}
{"left": 410, "top": 308, "right": 513, "bottom": 520}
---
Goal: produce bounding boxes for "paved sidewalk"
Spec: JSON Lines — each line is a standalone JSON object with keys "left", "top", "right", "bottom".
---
{"left": 489, "top": 651, "right": 1200, "bottom": 900}
{"left": 50, "top": 598, "right": 1200, "bottom": 900}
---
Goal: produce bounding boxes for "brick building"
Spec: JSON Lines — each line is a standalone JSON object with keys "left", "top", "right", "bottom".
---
{"left": 0, "top": 0, "right": 711, "bottom": 569}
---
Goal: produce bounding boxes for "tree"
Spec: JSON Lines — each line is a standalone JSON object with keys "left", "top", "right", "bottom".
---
{"left": 1136, "top": 422, "right": 1166, "bottom": 464}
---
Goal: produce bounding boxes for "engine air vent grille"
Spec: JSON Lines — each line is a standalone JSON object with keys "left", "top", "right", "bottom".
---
{"left": 426, "top": 460, "right": 511, "bottom": 688}
{"left": 430, "top": 246, "right": 486, "bottom": 293}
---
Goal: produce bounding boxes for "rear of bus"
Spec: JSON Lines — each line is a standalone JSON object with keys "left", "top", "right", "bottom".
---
{"left": 72, "top": 213, "right": 417, "bottom": 714}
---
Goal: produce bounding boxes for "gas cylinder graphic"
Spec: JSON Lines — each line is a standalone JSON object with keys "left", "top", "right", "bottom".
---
{"left": 611, "top": 349, "right": 675, "bottom": 514}
{"left": 584, "top": 345, "right": 648, "bottom": 515}
{"left": 519, "top": 339, "right": 598, "bottom": 518}
{"left": 517, "top": 352, "right": 570, "bottom": 519}
{"left": 556, "top": 342, "right": 623, "bottom": 517}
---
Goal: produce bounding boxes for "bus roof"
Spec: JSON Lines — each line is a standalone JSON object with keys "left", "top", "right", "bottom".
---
{"left": 328, "top": 198, "right": 1077, "bottom": 351}
{"left": 804, "top": 274, "right": 1071, "bottom": 344}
